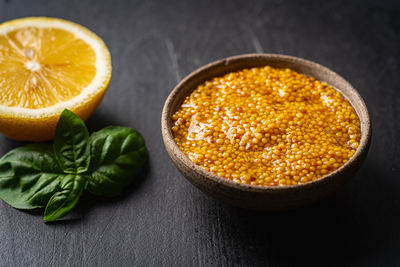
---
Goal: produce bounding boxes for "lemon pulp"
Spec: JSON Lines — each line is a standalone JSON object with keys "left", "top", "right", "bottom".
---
{"left": 0, "top": 27, "right": 97, "bottom": 108}
{"left": 0, "top": 17, "right": 111, "bottom": 141}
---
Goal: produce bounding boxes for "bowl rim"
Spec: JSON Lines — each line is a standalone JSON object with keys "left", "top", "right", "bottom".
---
{"left": 161, "top": 53, "right": 371, "bottom": 193}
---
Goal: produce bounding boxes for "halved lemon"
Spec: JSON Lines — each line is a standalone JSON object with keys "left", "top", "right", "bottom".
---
{"left": 0, "top": 17, "right": 111, "bottom": 141}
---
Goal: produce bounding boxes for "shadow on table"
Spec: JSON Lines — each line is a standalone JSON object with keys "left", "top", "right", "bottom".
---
{"left": 0, "top": 138, "right": 33, "bottom": 155}
{"left": 211, "top": 164, "right": 398, "bottom": 265}
{"left": 85, "top": 108, "right": 127, "bottom": 132}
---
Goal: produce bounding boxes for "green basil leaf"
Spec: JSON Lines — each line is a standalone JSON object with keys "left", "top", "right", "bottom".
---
{"left": 86, "top": 126, "right": 147, "bottom": 197}
{"left": 54, "top": 109, "right": 90, "bottom": 174}
{"left": 43, "top": 174, "right": 86, "bottom": 222}
{"left": 0, "top": 144, "right": 65, "bottom": 209}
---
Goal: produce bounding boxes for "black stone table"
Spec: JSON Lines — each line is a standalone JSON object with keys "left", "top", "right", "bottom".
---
{"left": 0, "top": 0, "right": 399, "bottom": 266}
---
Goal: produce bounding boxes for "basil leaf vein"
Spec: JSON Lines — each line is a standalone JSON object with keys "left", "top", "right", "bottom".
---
{"left": 0, "top": 144, "right": 65, "bottom": 209}
{"left": 54, "top": 109, "right": 90, "bottom": 174}
{"left": 86, "top": 126, "right": 147, "bottom": 197}
{"left": 43, "top": 174, "right": 86, "bottom": 222}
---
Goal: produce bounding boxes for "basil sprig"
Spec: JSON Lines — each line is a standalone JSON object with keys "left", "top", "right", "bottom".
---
{"left": 0, "top": 109, "right": 147, "bottom": 222}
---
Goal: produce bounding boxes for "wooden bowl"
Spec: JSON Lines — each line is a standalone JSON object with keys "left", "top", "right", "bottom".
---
{"left": 161, "top": 54, "right": 371, "bottom": 210}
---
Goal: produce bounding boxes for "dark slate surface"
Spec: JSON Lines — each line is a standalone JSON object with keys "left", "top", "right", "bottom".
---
{"left": 0, "top": 0, "right": 399, "bottom": 266}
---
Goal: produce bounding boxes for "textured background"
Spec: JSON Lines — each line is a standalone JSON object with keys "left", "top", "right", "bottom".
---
{"left": 0, "top": 0, "right": 399, "bottom": 266}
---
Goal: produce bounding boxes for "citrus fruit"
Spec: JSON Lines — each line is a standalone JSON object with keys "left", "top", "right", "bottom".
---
{"left": 0, "top": 17, "right": 111, "bottom": 141}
